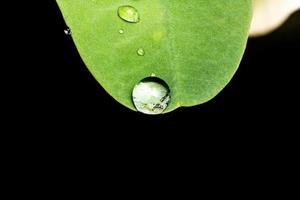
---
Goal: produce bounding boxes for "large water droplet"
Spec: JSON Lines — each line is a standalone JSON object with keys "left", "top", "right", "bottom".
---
{"left": 64, "top": 27, "right": 71, "bottom": 35}
{"left": 118, "top": 5, "right": 140, "bottom": 23}
{"left": 137, "top": 48, "right": 145, "bottom": 56}
{"left": 132, "top": 77, "right": 171, "bottom": 115}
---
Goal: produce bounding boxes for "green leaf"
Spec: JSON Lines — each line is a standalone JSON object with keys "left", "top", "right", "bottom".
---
{"left": 56, "top": 0, "right": 252, "bottom": 113}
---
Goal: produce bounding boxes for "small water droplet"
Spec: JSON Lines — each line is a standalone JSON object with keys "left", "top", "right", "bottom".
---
{"left": 132, "top": 77, "right": 171, "bottom": 115}
{"left": 119, "top": 29, "right": 124, "bottom": 34}
{"left": 137, "top": 48, "right": 145, "bottom": 56}
{"left": 150, "top": 73, "right": 156, "bottom": 77}
{"left": 118, "top": 5, "right": 140, "bottom": 23}
{"left": 64, "top": 27, "right": 71, "bottom": 35}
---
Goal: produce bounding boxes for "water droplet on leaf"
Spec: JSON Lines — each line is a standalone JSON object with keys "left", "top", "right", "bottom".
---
{"left": 137, "top": 48, "right": 145, "bottom": 56}
{"left": 119, "top": 29, "right": 124, "bottom": 34}
{"left": 132, "top": 77, "right": 171, "bottom": 115}
{"left": 64, "top": 27, "right": 71, "bottom": 35}
{"left": 118, "top": 5, "right": 140, "bottom": 23}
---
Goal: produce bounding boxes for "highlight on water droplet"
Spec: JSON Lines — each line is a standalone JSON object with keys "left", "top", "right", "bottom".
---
{"left": 64, "top": 27, "right": 71, "bottom": 35}
{"left": 119, "top": 29, "right": 124, "bottom": 34}
{"left": 132, "top": 77, "right": 171, "bottom": 115}
{"left": 137, "top": 48, "right": 145, "bottom": 56}
{"left": 118, "top": 5, "right": 140, "bottom": 23}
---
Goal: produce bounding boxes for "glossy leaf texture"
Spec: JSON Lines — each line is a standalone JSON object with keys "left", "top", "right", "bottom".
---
{"left": 56, "top": 0, "right": 252, "bottom": 113}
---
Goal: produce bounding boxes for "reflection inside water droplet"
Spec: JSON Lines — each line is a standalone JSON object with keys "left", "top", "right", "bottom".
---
{"left": 64, "top": 27, "right": 71, "bottom": 35}
{"left": 132, "top": 77, "right": 170, "bottom": 115}
{"left": 118, "top": 5, "right": 140, "bottom": 23}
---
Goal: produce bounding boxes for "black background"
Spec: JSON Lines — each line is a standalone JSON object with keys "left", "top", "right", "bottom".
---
{"left": 1, "top": 2, "right": 298, "bottom": 187}
{"left": 9, "top": 1, "right": 300, "bottom": 132}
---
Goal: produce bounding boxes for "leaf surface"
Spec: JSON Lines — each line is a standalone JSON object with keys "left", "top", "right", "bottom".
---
{"left": 57, "top": 0, "right": 252, "bottom": 112}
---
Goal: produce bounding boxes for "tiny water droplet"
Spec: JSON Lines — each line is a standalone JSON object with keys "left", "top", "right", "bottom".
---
{"left": 64, "top": 27, "right": 71, "bottom": 35}
{"left": 137, "top": 48, "right": 145, "bottom": 56}
{"left": 118, "top": 5, "right": 140, "bottom": 23}
{"left": 132, "top": 77, "right": 171, "bottom": 115}
{"left": 150, "top": 73, "right": 156, "bottom": 77}
{"left": 119, "top": 29, "right": 124, "bottom": 34}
